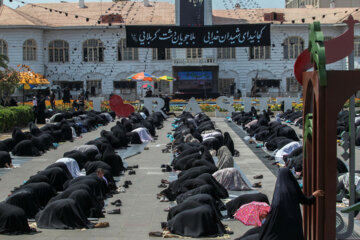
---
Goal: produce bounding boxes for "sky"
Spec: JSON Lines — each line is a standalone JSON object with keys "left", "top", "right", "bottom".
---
{"left": 5, "top": 0, "right": 285, "bottom": 9}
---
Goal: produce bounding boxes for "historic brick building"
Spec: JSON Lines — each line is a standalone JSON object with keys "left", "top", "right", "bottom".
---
{"left": 0, "top": 0, "right": 359, "bottom": 99}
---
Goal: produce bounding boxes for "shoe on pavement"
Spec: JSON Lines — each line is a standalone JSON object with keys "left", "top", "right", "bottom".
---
{"left": 94, "top": 222, "right": 109, "bottom": 228}
{"left": 252, "top": 182, "right": 262, "bottom": 188}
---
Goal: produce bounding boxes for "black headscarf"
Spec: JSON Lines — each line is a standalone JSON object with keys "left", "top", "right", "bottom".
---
{"left": 38, "top": 167, "right": 71, "bottom": 191}
{"left": 20, "top": 182, "right": 57, "bottom": 207}
{"left": 5, "top": 189, "right": 41, "bottom": 219}
{"left": 167, "top": 200, "right": 202, "bottom": 221}
{"left": 0, "top": 202, "right": 31, "bottom": 234}
{"left": 176, "top": 184, "right": 220, "bottom": 204}
{"left": 101, "top": 145, "right": 125, "bottom": 176}
{"left": 223, "top": 132, "right": 235, "bottom": 156}
{"left": 63, "top": 150, "right": 87, "bottom": 170}
{"left": 259, "top": 168, "right": 315, "bottom": 240}
{"left": 166, "top": 205, "right": 226, "bottom": 238}
{"left": 35, "top": 199, "right": 93, "bottom": 229}
{"left": 0, "top": 151, "right": 11, "bottom": 168}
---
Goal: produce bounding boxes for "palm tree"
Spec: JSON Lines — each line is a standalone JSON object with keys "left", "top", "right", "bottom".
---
{"left": 0, "top": 54, "right": 9, "bottom": 69}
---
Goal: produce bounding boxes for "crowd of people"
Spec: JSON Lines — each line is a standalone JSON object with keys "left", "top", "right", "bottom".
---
{"left": 0, "top": 94, "right": 358, "bottom": 238}
{"left": 0, "top": 107, "right": 166, "bottom": 234}
{"left": 144, "top": 108, "right": 327, "bottom": 240}
{"left": 151, "top": 112, "right": 240, "bottom": 238}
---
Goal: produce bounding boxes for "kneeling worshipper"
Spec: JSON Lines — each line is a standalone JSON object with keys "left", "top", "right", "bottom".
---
{"left": 5, "top": 189, "right": 41, "bottom": 219}
{"left": 55, "top": 157, "right": 82, "bottom": 178}
{"left": 0, "top": 202, "right": 34, "bottom": 234}
{"left": 20, "top": 182, "right": 57, "bottom": 208}
{"left": 213, "top": 168, "right": 252, "bottom": 191}
{"left": 162, "top": 205, "right": 227, "bottom": 238}
{"left": 235, "top": 168, "right": 324, "bottom": 240}
{"left": 0, "top": 151, "right": 13, "bottom": 168}
{"left": 35, "top": 199, "right": 93, "bottom": 229}
{"left": 168, "top": 193, "right": 223, "bottom": 221}
{"left": 131, "top": 127, "right": 153, "bottom": 142}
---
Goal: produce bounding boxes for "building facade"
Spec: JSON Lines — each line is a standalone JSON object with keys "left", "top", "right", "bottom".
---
{"left": 0, "top": 0, "right": 359, "bottom": 100}
{"left": 286, "top": 0, "right": 360, "bottom": 8}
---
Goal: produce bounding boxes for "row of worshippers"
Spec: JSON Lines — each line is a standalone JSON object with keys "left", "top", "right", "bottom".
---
{"left": 232, "top": 108, "right": 325, "bottom": 239}
{"left": 0, "top": 110, "right": 116, "bottom": 169}
{"left": 232, "top": 107, "right": 305, "bottom": 175}
{"left": 232, "top": 107, "right": 351, "bottom": 184}
{"left": 151, "top": 111, "right": 324, "bottom": 239}
{"left": 0, "top": 108, "right": 163, "bottom": 168}
{"left": 150, "top": 112, "right": 253, "bottom": 238}
{"left": 0, "top": 108, "right": 165, "bottom": 234}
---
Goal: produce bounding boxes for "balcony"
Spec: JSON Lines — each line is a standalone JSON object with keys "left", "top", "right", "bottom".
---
{"left": 172, "top": 58, "right": 218, "bottom": 66}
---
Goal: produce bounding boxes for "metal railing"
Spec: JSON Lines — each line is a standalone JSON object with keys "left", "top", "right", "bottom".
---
{"left": 172, "top": 58, "right": 217, "bottom": 66}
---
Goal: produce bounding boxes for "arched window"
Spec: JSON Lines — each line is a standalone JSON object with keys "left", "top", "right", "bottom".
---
{"left": 83, "top": 39, "right": 104, "bottom": 62}
{"left": 355, "top": 37, "right": 360, "bottom": 57}
{"left": 118, "top": 39, "right": 138, "bottom": 61}
{"left": 23, "top": 39, "right": 37, "bottom": 61}
{"left": 283, "top": 37, "right": 304, "bottom": 59}
{"left": 0, "top": 39, "right": 8, "bottom": 57}
{"left": 49, "top": 40, "right": 69, "bottom": 62}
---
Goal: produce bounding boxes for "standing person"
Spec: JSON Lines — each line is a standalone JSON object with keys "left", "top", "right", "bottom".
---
{"left": 91, "top": 86, "right": 96, "bottom": 97}
{"left": 32, "top": 96, "right": 38, "bottom": 123}
{"left": 164, "top": 94, "right": 170, "bottom": 113}
{"left": 63, "top": 87, "right": 71, "bottom": 104}
{"left": 78, "top": 92, "right": 85, "bottom": 111}
{"left": 50, "top": 91, "right": 56, "bottom": 109}
{"left": 259, "top": 168, "right": 324, "bottom": 240}
{"left": 280, "top": 101, "right": 285, "bottom": 113}
{"left": 9, "top": 97, "right": 17, "bottom": 106}
{"left": 57, "top": 86, "right": 61, "bottom": 100}
{"left": 85, "top": 90, "right": 89, "bottom": 101}
{"left": 237, "top": 89, "right": 242, "bottom": 99}
{"left": 36, "top": 95, "right": 46, "bottom": 124}
{"left": 237, "top": 168, "right": 324, "bottom": 240}
{"left": 230, "top": 82, "right": 235, "bottom": 97}
{"left": 145, "top": 88, "right": 153, "bottom": 98}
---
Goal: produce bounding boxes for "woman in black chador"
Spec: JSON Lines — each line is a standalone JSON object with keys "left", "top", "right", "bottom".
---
{"left": 237, "top": 168, "right": 324, "bottom": 240}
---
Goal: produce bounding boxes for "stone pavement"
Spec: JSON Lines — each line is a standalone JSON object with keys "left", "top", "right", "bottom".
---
{"left": 0, "top": 117, "right": 277, "bottom": 240}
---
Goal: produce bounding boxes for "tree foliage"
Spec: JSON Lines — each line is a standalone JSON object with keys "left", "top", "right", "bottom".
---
{"left": 0, "top": 69, "right": 19, "bottom": 98}
{"left": 0, "top": 54, "right": 9, "bottom": 69}
{"left": 0, "top": 55, "right": 19, "bottom": 98}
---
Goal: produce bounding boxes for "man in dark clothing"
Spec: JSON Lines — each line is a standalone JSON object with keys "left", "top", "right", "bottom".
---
{"left": 85, "top": 90, "right": 89, "bottom": 100}
{"left": 36, "top": 95, "right": 46, "bottom": 124}
{"left": 145, "top": 88, "right": 152, "bottom": 98}
{"left": 78, "top": 92, "right": 85, "bottom": 111}
{"left": 50, "top": 91, "right": 56, "bottom": 109}
{"left": 63, "top": 87, "right": 71, "bottom": 103}
{"left": 230, "top": 83, "right": 235, "bottom": 96}
{"left": 164, "top": 95, "right": 170, "bottom": 113}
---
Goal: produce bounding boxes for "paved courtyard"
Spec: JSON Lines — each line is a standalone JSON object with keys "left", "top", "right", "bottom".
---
{"left": 0, "top": 117, "right": 280, "bottom": 240}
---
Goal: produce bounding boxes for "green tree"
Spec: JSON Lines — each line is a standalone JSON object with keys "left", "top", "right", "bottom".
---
{"left": 0, "top": 54, "right": 9, "bottom": 69}
{"left": 0, "top": 55, "right": 19, "bottom": 101}
{"left": 0, "top": 69, "right": 19, "bottom": 99}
